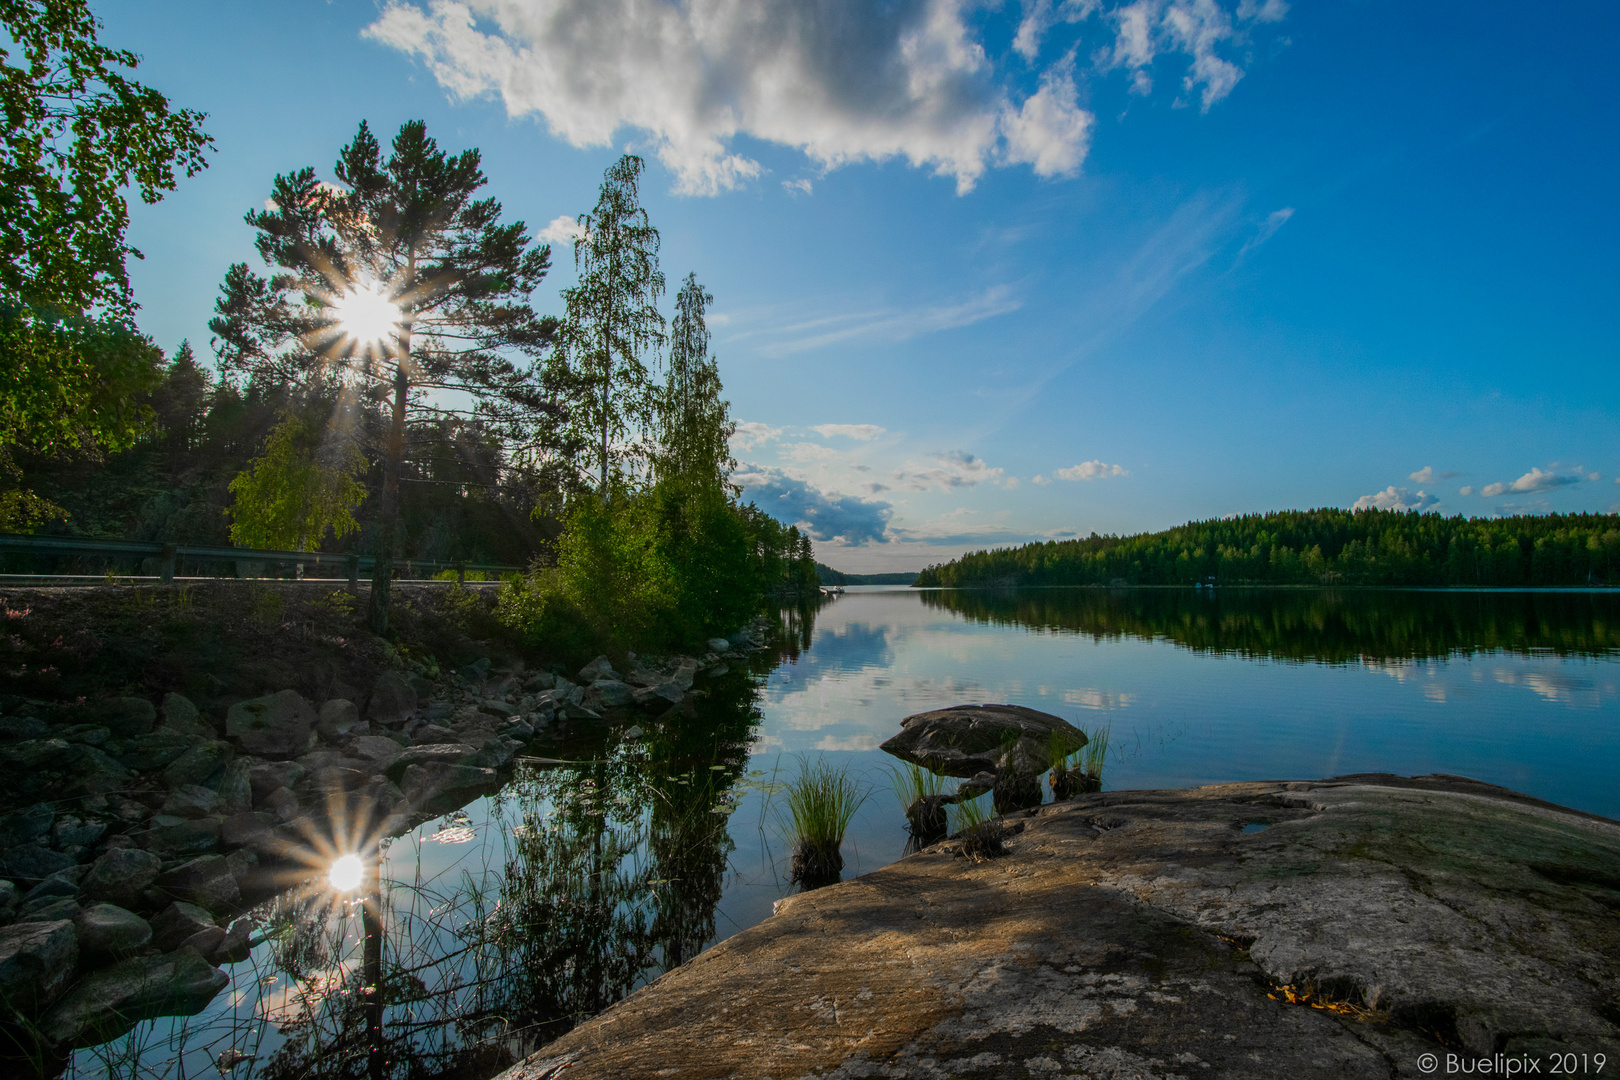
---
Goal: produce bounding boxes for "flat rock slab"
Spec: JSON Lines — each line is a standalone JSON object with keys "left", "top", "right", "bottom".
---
{"left": 499, "top": 776, "right": 1620, "bottom": 1080}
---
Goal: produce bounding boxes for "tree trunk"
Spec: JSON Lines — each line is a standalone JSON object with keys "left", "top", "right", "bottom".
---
{"left": 368, "top": 330, "right": 410, "bottom": 635}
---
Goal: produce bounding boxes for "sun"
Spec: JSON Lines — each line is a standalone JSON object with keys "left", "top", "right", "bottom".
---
{"left": 328, "top": 853, "right": 365, "bottom": 892}
{"left": 329, "top": 283, "right": 401, "bottom": 347}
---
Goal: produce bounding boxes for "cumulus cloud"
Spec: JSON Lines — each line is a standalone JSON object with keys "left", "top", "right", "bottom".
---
{"left": 1408, "top": 465, "right": 1462, "bottom": 484}
{"left": 1459, "top": 485, "right": 1474, "bottom": 496}
{"left": 812, "top": 424, "right": 887, "bottom": 441}
{"left": 367, "top": 0, "right": 1278, "bottom": 195}
{"left": 1096, "top": 0, "right": 1273, "bottom": 109}
{"left": 1352, "top": 486, "right": 1439, "bottom": 512}
{"left": 893, "top": 450, "right": 1006, "bottom": 491}
{"left": 1032, "top": 474, "right": 1052, "bottom": 485}
{"left": 733, "top": 465, "right": 893, "bottom": 545}
{"left": 1055, "top": 460, "right": 1128, "bottom": 481}
{"left": 1480, "top": 467, "right": 1583, "bottom": 498}
{"left": 782, "top": 178, "right": 813, "bottom": 196}
{"left": 729, "top": 420, "right": 782, "bottom": 451}
{"left": 535, "top": 214, "right": 583, "bottom": 246}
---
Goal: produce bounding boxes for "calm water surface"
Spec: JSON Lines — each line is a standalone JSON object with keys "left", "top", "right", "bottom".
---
{"left": 74, "top": 587, "right": 1620, "bottom": 1078}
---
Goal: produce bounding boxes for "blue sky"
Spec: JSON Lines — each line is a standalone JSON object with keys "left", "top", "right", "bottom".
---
{"left": 101, "top": 1, "right": 1620, "bottom": 571}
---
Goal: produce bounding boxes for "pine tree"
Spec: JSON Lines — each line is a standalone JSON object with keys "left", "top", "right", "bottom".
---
{"left": 209, "top": 120, "right": 555, "bottom": 632}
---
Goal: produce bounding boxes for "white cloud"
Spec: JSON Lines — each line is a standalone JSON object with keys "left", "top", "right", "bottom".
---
{"left": 811, "top": 424, "right": 887, "bottom": 441}
{"left": 1055, "top": 460, "right": 1128, "bottom": 480}
{"left": 1236, "top": 0, "right": 1288, "bottom": 23}
{"left": 367, "top": 0, "right": 1278, "bottom": 196}
{"left": 893, "top": 450, "right": 1005, "bottom": 491}
{"left": 1032, "top": 474, "right": 1051, "bottom": 485}
{"left": 1481, "top": 467, "right": 1584, "bottom": 498}
{"left": 1409, "top": 465, "right": 1462, "bottom": 484}
{"left": 1235, "top": 207, "right": 1292, "bottom": 258}
{"left": 759, "top": 285, "right": 1022, "bottom": 357}
{"left": 999, "top": 65, "right": 1092, "bottom": 178}
{"left": 1459, "top": 485, "right": 1474, "bottom": 496}
{"left": 782, "top": 178, "right": 813, "bottom": 196}
{"left": 729, "top": 420, "right": 782, "bottom": 451}
{"left": 534, "top": 214, "right": 583, "bottom": 246}
{"left": 1352, "top": 486, "right": 1439, "bottom": 512}
{"left": 1004, "top": 476, "right": 1021, "bottom": 489}
{"left": 732, "top": 463, "right": 893, "bottom": 545}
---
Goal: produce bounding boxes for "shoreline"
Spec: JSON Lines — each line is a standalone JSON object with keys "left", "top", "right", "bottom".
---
{"left": 498, "top": 774, "right": 1620, "bottom": 1080}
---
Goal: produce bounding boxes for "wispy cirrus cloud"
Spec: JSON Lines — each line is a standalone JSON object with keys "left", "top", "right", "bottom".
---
{"left": 366, "top": 0, "right": 1281, "bottom": 196}
{"left": 755, "top": 285, "right": 1023, "bottom": 358}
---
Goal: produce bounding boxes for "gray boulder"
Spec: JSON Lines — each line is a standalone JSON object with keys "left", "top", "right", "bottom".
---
{"left": 317, "top": 698, "right": 363, "bottom": 742}
{"left": 706, "top": 637, "right": 732, "bottom": 654}
{"left": 93, "top": 696, "right": 157, "bottom": 738}
{"left": 349, "top": 736, "right": 404, "bottom": 771}
{"left": 157, "top": 856, "right": 241, "bottom": 913}
{"left": 118, "top": 730, "right": 193, "bottom": 772}
{"left": 1, "top": 738, "right": 83, "bottom": 772}
{"left": 386, "top": 743, "right": 481, "bottom": 781}
{"left": 139, "top": 816, "right": 221, "bottom": 859}
{"left": 51, "top": 815, "right": 107, "bottom": 851}
{"left": 248, "top": 760, "right": 305, "bottom": 803}
{"left": 225, "top": 690, "right": 315, "bottom": 759}
{"left": 159, "top": 693, "right": 212, "bottom": 736}
{"left": 523, "top": 671, "right": 556, "bottom": 692}
{"left": 39, "top": 947, "right": 228, "bottom": 1048}
{"left": 880, "top": 703, "right": 1085, "bottom": 779}
{"left": 82, "top": 848, "right": 161, "bottom": 908}
{"left": 470, "top": 736, "right": 523, "bottom": 770}
{"left": 399, "top": 762, "right": 497, "bottom": 813}
{"left": 215, "top": 758, "right": 254, "bottom": 812}
{"left": 149, "top": 901, "right": 219, "bottom": 952}
{"left": 161, "top": 739, "right": 234, "bottom": 789}
{"left": 578, "top": 655, "right": 618, "bottom": 683}
{"left": 0, "top": 845, "right": 77, "bottom": 883}
{"left": 0, "top": 918, "right": 77, "bottom": 1007}
{"left": 56, "top": 723, "right": 111, "bottom": 746}
{"left": 220, "top": 812, "right": 273, "bottom": 851}
{"left": 0, "top": 880, "right": 16, "bottom": 921}
{"left": 213, "top": 918, "right": 254, "bottom": 964}
{"left": 634, "top": 681, "right": 686, "bottom": 709}
{"left": 367, "top": 671, "right": 417, "bottom": 726}
{"left": 0, "top": 803, "right": 54, "bottom": 849}
{"left": 261, "top": 788, "right": 300, "bottom": 823}
{"left": 588, "top": 680, "right": 636, "bottom": 709}
{"left": 162, "top": 784, "right": 221, "bottom": 820}
{"left": 75, "top": 903, "right": 152, "bottom": 959}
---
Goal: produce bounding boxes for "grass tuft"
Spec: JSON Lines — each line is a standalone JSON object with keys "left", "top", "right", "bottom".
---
{"left": 783, "top": 756, "right": 867, "bottom": 888}
{"left": 1080, "top": 726, "right": 1111, "bottom": 792}
{"left": 949, "top": 792, "right": 1005, "bottom": 862}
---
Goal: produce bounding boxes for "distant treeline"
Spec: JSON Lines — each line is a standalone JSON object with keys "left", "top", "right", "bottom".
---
{"left": 920, "top": 587, "right": 1620, "bottom": 663}
{"left": 815, "top": 563, "right": 919, "bottom": 586}
{"left": 913, "top": 509, "right": 1620, "bottom": 589}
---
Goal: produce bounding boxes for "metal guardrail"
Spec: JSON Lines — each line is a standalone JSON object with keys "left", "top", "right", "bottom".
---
{"left": 0, "top": 533, "right": 523, "bottom": 587}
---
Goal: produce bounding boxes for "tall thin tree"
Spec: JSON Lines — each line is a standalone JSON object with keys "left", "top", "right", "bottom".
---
{"left": 549, "top": 155, "right": 666, "bottom": 496}
{"left": 657, "top": 273, "right": 736, "bottom": 492}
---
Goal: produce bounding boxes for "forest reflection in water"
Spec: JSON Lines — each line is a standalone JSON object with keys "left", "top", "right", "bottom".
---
{"left": 921, "top": 586, "right": 1620, "bottom": 662}
{"left": 67, "top": 607, "right": 815, "bottom": 1080}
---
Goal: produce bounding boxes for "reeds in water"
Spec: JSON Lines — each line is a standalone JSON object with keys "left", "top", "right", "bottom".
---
{"left": 1079, "top": 726, "right": 1110, "bottom": 793}
{"left": 949, "top": 792, "right": 1005, "bottom": 862}
{"left": 891, "top": 762, "right": 953, "bottom": 845}
{"left": 784, "top": 757, "right": 868, "bottom": 888}
{"left": 1046, "top": 729, "right": 1085, "bottom": 801}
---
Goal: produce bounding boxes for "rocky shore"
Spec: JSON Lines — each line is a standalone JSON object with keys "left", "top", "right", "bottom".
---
{"left": 497, "top": 774, "right": 1620, "bottom": 1080}
{"left": 0, "top": 603, "right": 772, "bottom": 1060}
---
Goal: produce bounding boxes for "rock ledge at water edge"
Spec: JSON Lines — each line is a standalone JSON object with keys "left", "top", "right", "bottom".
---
{"left": 497, "top": 775, "right": 1620, "bottom": 1080}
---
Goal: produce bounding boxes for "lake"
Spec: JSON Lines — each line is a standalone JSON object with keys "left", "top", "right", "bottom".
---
{"left": 69, "top": 586, "right": 1620, "bottom": 1079}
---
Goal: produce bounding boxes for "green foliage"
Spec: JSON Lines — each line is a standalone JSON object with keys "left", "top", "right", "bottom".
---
{"left": 1081, "top": 727, "right": 1110, "bottom": 782}
{"left": 548, "top": 154, "right": 666, "bottom": 492}
{"left": 226, "top": 410, "right": 367, "bottom": 550}
{"left": 0, "top": 0, "right": 212, "bottom": 315}
{"left": 656, "top": 273, "right": 734, "bottom": 491}
{"left": 915, "top": 508, "right": 1620, "bottom": 588}
{"left": 781, "top": 756, "right": 867, "bottom": 886}
{"left": 890, "top": 761, "right": 952, "bottom": 813}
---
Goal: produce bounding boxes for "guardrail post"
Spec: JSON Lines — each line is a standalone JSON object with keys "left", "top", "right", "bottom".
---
{"left": 160, "top": 544, "right": 177, "bottom": 584}
{"left": 348, "top": 553, "right": 360, "bottom": 594}
{"left": 456, "top": 561, "right": 465, "bottom": 586}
